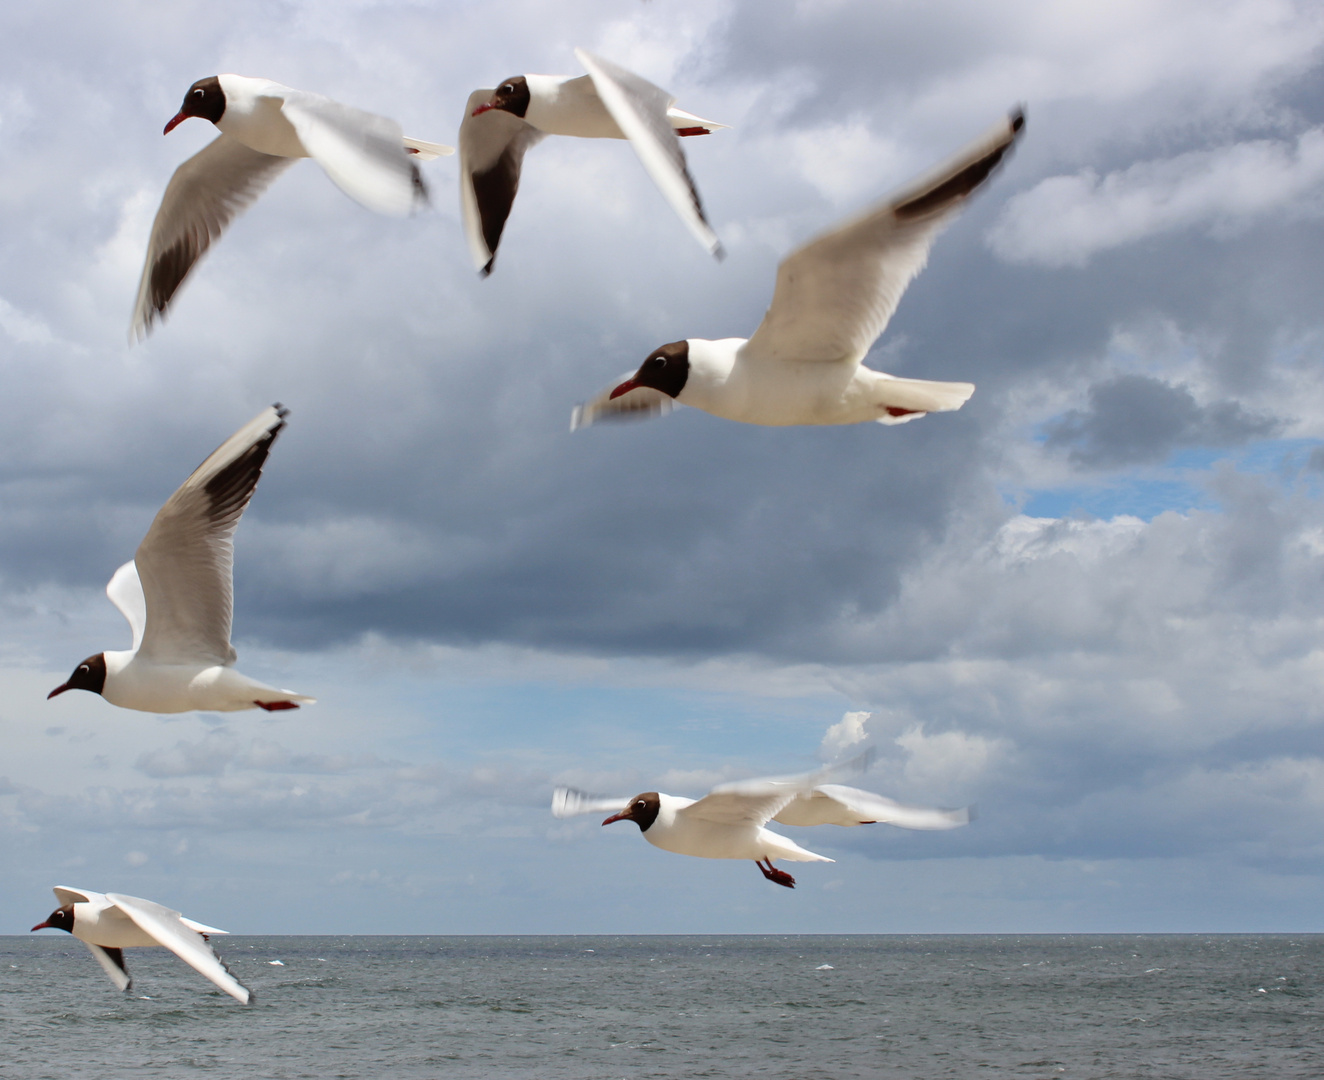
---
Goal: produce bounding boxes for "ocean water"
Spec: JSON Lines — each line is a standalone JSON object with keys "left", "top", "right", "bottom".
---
{"left": 2, "top": 934, "right": 1321, "bottom": 1079}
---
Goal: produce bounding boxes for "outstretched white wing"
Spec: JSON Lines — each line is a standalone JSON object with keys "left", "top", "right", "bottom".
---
{"left": 105, "top": 561, "right": 147, "bottom": 652}
{"left": 107, "top": 893, "right": 250, "bottom": 1003}
{"left": 570, "top": 371, "right": 678, "bottom": 431}
{"left": 551, "top": 788, "right": 632, "bottom": 819}
{"left": 774, "top": 784, "right": 972, "bottom": 829}
{"left": 52, "top": 885, "right": 98, "bottom": 908}
{"left": 743, "top": 110, "right": 1024, "bottom": 368}
{"left": 281, "top": 90, "right": 427, "bottom": 217}
{"left": 576, "top": 48, "right": 722, "bottom": 259}
{"left": 681, "top": 750, "right": 876, "bottom": 827}
{"left": 133, "top": 405, "right": 287, "bottom": 667}
{"left": 130, "top": 134, "right": 294, "bottom": 341}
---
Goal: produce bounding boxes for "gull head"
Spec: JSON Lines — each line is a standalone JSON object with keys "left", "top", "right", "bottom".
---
{"left": 165, "top": 75, "right": 225, "bottom": 134}
{"left": 48, "top": 653, "right": 107, "bottom": 700}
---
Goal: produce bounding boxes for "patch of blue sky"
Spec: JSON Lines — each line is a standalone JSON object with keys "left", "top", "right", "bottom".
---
{"left": 1017, "top": 437, "right": 1324, "bottom": 522}
{"left": 347, "top": 669, "right": 848, "bottom": 774}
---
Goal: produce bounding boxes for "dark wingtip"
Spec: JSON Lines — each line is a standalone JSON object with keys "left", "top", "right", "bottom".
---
{"left": 410, "top": 164, "right": 430, "bottom": 210}
{"left": 272, "top": 403, "right": 289, "bottom": 420}
{"left": 480, "top": 257, "right": 495, "bottom": 278}
{"left": 713, "top": 243, "right": 727, "bottom": 262}
{"left": 1010, "top": 106, "right": 1026, "bottom": 134}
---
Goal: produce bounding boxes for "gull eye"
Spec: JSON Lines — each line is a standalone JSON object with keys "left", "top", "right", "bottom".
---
{"left": 193, "top": 88, "right": 204, "bottom": 97}
{"left": 651, "top": 356, "right": 666, "bottom": 368}
{"left": 79, "top": 665, "right": 89, "bottom": 673}
{"left": 502, "top": 84, "right": 514, "bottom": 94}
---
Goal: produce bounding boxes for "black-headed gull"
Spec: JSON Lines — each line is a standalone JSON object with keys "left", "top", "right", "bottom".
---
{"left": 460, "top": 48, "right": 725, "bottom": 275}
{"left": 553, "top": 760, "right": 970, "bottom": 888}
{"left": 572, "top": 109, "right": 1025, "bottom": 431}
{"left": 31, "top": 886, "right": 251, "bottom": 1002}
{"left": 131, "top": 74, "right": 453, "bottom": 339}
{"left": 48, "top": 405, "right": 313, "bottom": 714}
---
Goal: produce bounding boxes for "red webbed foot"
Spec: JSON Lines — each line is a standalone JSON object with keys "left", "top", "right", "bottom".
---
{"left": 254, "top": 700, "right": 300, "bottom": 712}
{"left": 756, "top": 858, "right": 796, "bottom": 889}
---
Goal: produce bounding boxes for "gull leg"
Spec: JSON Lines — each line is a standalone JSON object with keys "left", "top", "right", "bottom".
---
{"left": 756, "top": 858, "right": 796, "bottom": 889}
{"left": 254, "top": 700, "right": 300, "bottom": 712}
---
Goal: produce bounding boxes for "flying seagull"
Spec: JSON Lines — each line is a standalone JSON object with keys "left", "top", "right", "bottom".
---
{"left": 460, "top": 47, "right": 725, "bottom": 275}
{"left": 553, "top": 758, "right": 970, "bottom": 888}
{"left": 48, "top": 405, "right": 313, "bottom": 713}
{"left": 572, "top": 108, "right": 1025, "bottom": 430}
{"left": 32, "top": 886, "right": 251, "bottom": 1002}
{"left": 132, "top": 73, "right": 452, "bottom": 339}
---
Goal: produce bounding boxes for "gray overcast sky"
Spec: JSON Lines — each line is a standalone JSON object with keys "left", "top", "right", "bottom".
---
{"left": 4, "top": 0, "right": 1324, "bottom": 933}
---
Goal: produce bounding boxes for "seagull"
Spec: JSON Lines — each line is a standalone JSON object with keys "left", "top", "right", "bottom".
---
{"left": 31, "top": 886, "right": 251, "bottom": 1002}
{"left": 131, "top": 74, "right": 453, "bottom": 339}
{"left": 460, "top": 48, "right": 725, "bottom": 275}
{"left": 48, "top": 405, "right": 313, "bottom": 714}
{"left": 553, "top": 758, "right": 970, "bottom": 888}
{"left": 572, "top": 108, "right": 1025, "bottom": 431}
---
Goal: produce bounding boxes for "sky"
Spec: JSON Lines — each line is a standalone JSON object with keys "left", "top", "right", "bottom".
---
{"left": 4, "top": 0, "right": 1324, "bottom": 934}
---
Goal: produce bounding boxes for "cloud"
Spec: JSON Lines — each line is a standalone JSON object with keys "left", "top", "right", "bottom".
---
{"left": 4, "top": 0, "right": 1324, "bottom": 934}
{"left": 820, "top": 709, "right": 871, "bottom": 759}
{"left": 1043, "top": 374, "right": 1280, "bottom": 468}
{"left": 988, "top": 129, "right": 1324, "bottom": 267}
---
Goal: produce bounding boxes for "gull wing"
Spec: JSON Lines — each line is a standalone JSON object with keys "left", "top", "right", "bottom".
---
{"left": 180, "top": 916, "right": 228, "bottom": 936}
{"left": 681, "top": 775, "right": 809, "bottom": 828}
{"left": 130, "top": 134, "right": 293, "bottom": 341}
{"left": 681, "top": 750, "right": 876, "bottom": 827}
{"left": 575, "top": 48, "right": 722, "bottom": 259}
{"left": 570, "top": 371, "right": 677, "bottom": 431}
{"left": 280, "top": 91, "right": 427, "bottom": 217}
{"left": 133, "top": 405, "right": 287, "bottom": 667}
{"left": 774, "top": 783, "right": 973, "bottom": 829}
{"left": 742, "top": 109, "right": 1024, "bottom": 367}
{"left": 105, "top": 561, "right": 147, "bottom": 652}
{"left": 458, "top": 88, "right": 546, "bottom": 275}
{"left": 83, "top": 943, "right": 132, "bottom": 992}
{"left": 551, "top": 788, "right": 631, "bottom": 819}
{"left": 52, "top": 885, "right": 98, "bottom": 908}
{"left": 106, "top": 893, "right": 250, "bottom": 1003}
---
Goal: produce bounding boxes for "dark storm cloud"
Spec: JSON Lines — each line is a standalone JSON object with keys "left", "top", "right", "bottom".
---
{"left": 1, "top": 10, "right": 1321, "bottom": 669}
{"left": 1043, "top": 373, "right": 1280, "bottom": 468}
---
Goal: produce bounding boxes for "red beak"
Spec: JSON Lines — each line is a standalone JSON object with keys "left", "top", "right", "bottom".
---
{"left": 163, "top": 111, "right": 189, "bottom": 135}
{"left": 608, "top": 379, "right": 639, "bottom": 401}
{"left": 31, "top": 919, "right": 52, "bottom": 931}
{"left": 602, "top": 811, "right": 629, "bottom": 826}
{"left": 47, "top": 683, "right": 70, "bottom": 699}
{"left": 471, "top": 101, "right": 496, "bottom": 117}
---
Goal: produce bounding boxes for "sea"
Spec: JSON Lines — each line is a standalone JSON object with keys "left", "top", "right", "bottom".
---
{"left": 2, "top": 934, "right": 1321, "bottom": 1079}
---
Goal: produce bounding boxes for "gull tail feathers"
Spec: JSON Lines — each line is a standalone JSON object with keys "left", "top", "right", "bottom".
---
{"left": 403, "top": 136, "right": 455, "bottom": 160}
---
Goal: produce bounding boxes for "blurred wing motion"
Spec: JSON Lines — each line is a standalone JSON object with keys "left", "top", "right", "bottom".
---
{"left": 743, "top": 109, "right": 1025, "bottom": 367}
{"left": 133, "top": 405, "right": 288, "bottom": 666}
{"left": 571, "top": 372, "right": 678, "bottom": 431}
{"left": 281, "top": 92, "right": 428, "bottom": 217}
{"left": 84, "top": 943, "right": 132, "bottom": 991}
{"left": 459, "top": 88, "right": 547, "bottom": 275}
{"left": 774, "top": 784, "right": 972, "bottom": 829}
{"left": 683, "top": 751, "right": 873, "bottom": 828}
{"left": 130, "top": 135, "right": 294, "bottom": 340}
{"left": 574, "top": 48, "right": 722, "bottom": 259}
{"left": 552, "top": 788, "right": 631, "bottom": 819}
{"left": 107, "top": 893, "right": 250, "bottom": 1003}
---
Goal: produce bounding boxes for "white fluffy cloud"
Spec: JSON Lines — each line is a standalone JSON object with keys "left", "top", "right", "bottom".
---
{"left": 988, "top": 128, "right": 1324, "bottom": 267}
